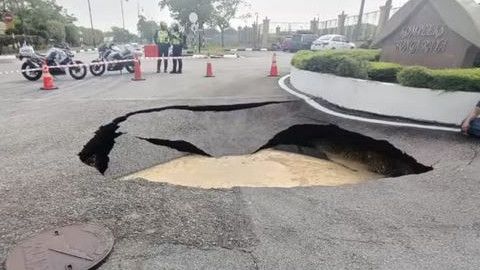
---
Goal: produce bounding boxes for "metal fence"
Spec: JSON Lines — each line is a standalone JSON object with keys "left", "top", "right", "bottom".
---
{"left": 269, "top": 22, "right": 311, "bottom": 33}
{"left": 270, "top": 2, "right": 406, "bottom": 42}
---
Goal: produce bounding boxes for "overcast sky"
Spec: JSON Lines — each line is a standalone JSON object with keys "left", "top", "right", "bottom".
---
{"left": 55, "top": 0, "right": 475, "bottom": 33}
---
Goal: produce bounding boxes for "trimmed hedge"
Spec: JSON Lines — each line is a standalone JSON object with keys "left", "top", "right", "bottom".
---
{"left": 397, "top": 66, "right": 433, "bottom": 88}
{"left": 367, "top": 62, "right": 403, "bottom": 83}
{"left": 398, "top": 66, "right": 480, "bottom": 92}
{"left": 291, "top": 49, "right": 379, "bottom": 79}
{"left": 292, "top": 49, "right": 480, "bottom": 92}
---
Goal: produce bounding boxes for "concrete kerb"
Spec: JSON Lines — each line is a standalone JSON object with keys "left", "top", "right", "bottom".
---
{"left": 0, "top": 55, "right": 16, "bottom": 61}
{"left": 192, "top": 54, "right": 240, "bottom": 59}
{"left": 229, "top": 48, "right": 271, "bottom": 52}
{"left": 278, "top": 74, "right": 461, "bottom": 133}
{"left": 289, "top": 67, "right": 480, "bottom": 126}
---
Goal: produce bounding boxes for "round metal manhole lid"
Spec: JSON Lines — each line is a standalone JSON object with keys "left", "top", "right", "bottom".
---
{"left": 6, "top": 224, "right": 114, "bottom": 270}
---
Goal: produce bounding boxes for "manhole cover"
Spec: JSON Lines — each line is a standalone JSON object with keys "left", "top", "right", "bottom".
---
{"left": 5, "top": 224, "right": 114, "bottom": 270}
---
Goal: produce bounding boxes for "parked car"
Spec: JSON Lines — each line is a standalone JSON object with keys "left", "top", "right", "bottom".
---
{"left": 311, "top": 35, "right": 356, "bottom": 51}
{"left": 281, "top": 37, "right": 293, "bottom": 52}
{"left": 271, "top": 42, "right": 282, "bottom": 51}
{"left": 290, "top": 34, "right": 318, "bottom": 52}
{"left": 290, "top": 33, "right": 318, "bottom": 52}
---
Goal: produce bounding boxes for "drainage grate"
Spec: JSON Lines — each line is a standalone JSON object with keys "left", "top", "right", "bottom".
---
{"left": 5, "top": 224, "right": 114, "bottom": 270}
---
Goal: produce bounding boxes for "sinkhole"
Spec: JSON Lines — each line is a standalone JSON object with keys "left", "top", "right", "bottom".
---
{"left": 121, "top": 125, "right": 432, "bottom": 188}
{"left": 79, "top": 111, "right": 432, "bottom": 188}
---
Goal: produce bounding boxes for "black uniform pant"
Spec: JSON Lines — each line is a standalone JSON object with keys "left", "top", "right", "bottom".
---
{"left": 157, "top": 43, "right": 170, "bottom": 72}
{"left": 171, "top": 45, "right": 182, "bottom": 73}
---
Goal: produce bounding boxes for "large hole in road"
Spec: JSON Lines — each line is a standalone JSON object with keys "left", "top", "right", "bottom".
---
{"left": 122, "top": 125, "right": 432, "bottom": 188}
{"left": 78, "top": 103, "right": 432, "bottom": 188}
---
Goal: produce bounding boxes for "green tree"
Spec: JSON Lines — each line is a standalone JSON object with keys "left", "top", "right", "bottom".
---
{"left": 137, "top": 15, "right": 159, "bottom": 43}
{"left": 5, "top": 0, "right": 76, "bottom": 43}
{"left": 78, "top": 26, "right": 104, "bottom": 46}
{"left": 159, "top": 0, "right": 214, "bottom": 28}
{"left": 65, "top": 24, "right": 80, "bottom": 46}
{"left": 107, "top": 27, "right": 137, "bottom": 43}
{"left": 45, "top": 20, "right": 66, "bottom": 41}
{"left": 210, "top": 0, "right": 245, "bottom": 47}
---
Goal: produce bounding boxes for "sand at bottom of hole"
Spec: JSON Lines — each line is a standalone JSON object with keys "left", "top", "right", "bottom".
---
{"left": 123, "top": 149, "right": 384, "bottom": 188}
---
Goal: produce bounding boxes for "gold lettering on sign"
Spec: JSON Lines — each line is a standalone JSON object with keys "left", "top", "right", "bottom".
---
{"left": 394, "top": 24, "right": 448, "bottom": 55}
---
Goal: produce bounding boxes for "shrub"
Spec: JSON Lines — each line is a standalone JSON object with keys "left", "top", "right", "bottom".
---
{"left": 429, "top": 68, "right": 480, "bottom": 92}
{"left": 398, "top": 67, "right": 480, "bottom": 92}
{"left": 397, "top": 66, "right": 433, "bottom": 88}
{"left": 304, "top": 53, "right": 340, "bottom": 74}
{"left": 291, "top": 50, "right": 315, "bottom": 69}
{"left": 368, "top": 62, "right": 403, "bottom": 82}
{"left": 291, "top": 49, "right": 376, "bottom": 78}
{"left": 291, "top": 49, "right": 381, "bottom": 71}
{"left": 335, "top": 57, "right": 369, "bottom": 79}
{"left": 292, "top": 50, "right": 480, "bottom": 92}
{"left": 327, "top": 49, "right": 380, "bottom": 62}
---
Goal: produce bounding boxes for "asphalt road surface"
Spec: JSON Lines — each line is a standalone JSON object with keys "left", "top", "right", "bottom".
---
{"left": 1, "top": 51, "right": 480, "bottom": 269}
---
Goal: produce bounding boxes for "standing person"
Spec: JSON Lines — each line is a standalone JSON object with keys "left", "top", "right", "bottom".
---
{"left": 154, "top": 22, "right": 170, "bottom": 73}
{"left": 462, "top": 101, "right": 480, "bottom": 137}
{"left": 169, "top": 23, "right": 184, "bottom": 74}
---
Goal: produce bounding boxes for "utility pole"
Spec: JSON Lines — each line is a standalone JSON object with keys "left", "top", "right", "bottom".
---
{"left": 254, "top": 12, "right": 259, "bottom": 49}
{"left": 120, "top": 0, "right": 126, "bottom": 29}
{"left": 87, "top": 0, "right": 96, "bottom": 47}
{"left": 354, "top": 0, "right": 366, "bottom": 41}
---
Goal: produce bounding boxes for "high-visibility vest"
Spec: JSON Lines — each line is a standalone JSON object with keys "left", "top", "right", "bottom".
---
{"left": 170, "top": 32, "right": 182, "bottom": 45}
{"left": 156, "top": 30, "right": 169, "bottom": 44}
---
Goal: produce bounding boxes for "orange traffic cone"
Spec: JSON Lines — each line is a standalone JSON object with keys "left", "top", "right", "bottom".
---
{"left": 40, "top": 62, "right": 58, "bottom": 90}
{"left": 268, "top": 53, "right": 279, "bottom": 77}
{"left": 205, "top": 61, "right": 214, "bottom": 78}
{"left": 131, "top": 55, "right": 145, "bottom": 81}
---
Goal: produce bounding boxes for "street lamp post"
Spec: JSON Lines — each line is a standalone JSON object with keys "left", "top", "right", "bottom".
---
{"left": 87, "top": 0, "right": 96, "bottom": 47}
{"left": 254, "top": 12, "right": 259, "bottom": 49}
{"left": 354, "top": 0, "right": 366, "bottom": 41}
{"left": 120, "top": 0, "right": 126, "bottom": 29}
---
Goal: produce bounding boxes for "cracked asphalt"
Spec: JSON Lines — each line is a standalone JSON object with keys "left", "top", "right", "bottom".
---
{"left": 1, "top": 52, "right": 480, "bottom": 269}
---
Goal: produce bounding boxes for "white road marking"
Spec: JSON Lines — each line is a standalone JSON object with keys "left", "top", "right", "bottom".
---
{"left": 278, "top": 74, "right": 461, "bottom": 133}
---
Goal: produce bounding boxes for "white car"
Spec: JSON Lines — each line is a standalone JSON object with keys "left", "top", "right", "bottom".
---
{"left": 311, "top": 35, "right": 356, "bottom": 51}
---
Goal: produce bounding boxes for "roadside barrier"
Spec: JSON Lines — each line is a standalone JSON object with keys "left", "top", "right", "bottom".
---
{"left": 0, "top": 53, "right": 278, "bottom": 85}
{"left": 3, "top": 56, "right": 213, "bottom": 76}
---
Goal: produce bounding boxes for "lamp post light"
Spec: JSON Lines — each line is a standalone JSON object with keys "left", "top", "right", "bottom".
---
{"left": 87, "top": 0, "right": 96, "bottom": 47}
{"left": 120, "top": 0, "right": 126, "bottom": 29}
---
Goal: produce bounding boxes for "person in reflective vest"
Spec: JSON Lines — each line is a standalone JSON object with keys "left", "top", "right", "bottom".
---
{"left": 154, "top": 22, "right": 170, "bottom": 73}
{"left": 169, "top": 23, "right": 184, "bottom": 74}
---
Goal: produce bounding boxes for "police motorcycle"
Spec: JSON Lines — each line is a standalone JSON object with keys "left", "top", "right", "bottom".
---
{"left": 89, "top": 43, "right": 137, "bottom": 76}
{"left": 18, "top": 42, "right": 87, "bottom": 81}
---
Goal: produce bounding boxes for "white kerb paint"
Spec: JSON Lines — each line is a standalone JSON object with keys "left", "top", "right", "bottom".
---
{"left": 279, "top": 74, "right": 460, "bottom": 132}
{"left": 290, "top": 67, "right": 480, "bottom": 126}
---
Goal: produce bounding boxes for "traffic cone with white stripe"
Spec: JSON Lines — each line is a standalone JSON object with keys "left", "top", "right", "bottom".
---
{"left": 40, "top": 62, "right": 58, "bottom": 90}
{"left": 205, "top": 61, "right": 214, "bottom": 78}
{"left": 268, "top": 53, "right": 279, "bottom": 77}
{"left": 131, "top": 55, "right": 145, "bottom": 81}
